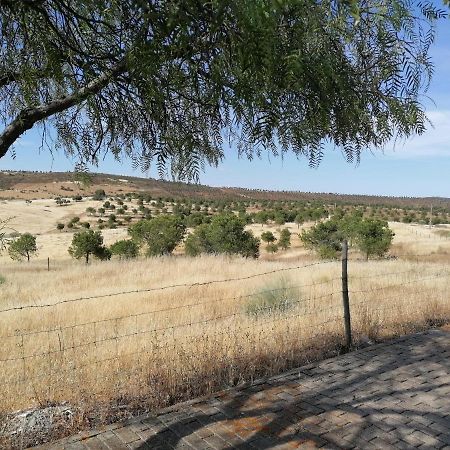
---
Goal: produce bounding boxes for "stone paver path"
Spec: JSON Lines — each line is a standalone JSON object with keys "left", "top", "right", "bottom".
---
{"left": 36, "top": 330, "right": 450, "bottom": 449}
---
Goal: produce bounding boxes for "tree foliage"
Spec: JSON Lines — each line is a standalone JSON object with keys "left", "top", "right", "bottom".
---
{"left": 261, "top": 231, "right": 276, "bottom": 244}
{"left": 68, "top": 229, "right": 111, "bottom": 263}
{"left": 300, "top": 214, "right": 394, "bottom": 259}
{"left": 279, "top": 228, "right": 292, "bottom": 250}
{"left": 185, "top": 213, "right": 259, "bottom": 258}
{"left": 0, "top": 1, "right": 446, "bottom": 179}
{"left": 301, "top": 220, "right": 343, "bottom": 259}
{"left": 128, "top": 215, "right": 185, "bottom": 256}
{"left": 356, "top": 219, "right": 395, "bottom": 260}
{"left": 109, "top": 239, "right": 139, "bottom": 259}
{"left": 8, "top": 233, "right": 37, "bottom": 261}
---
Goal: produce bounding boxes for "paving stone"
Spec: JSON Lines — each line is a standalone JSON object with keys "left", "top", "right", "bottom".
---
{"left": 31, "top": 330, "right": 450, "bottom": 450}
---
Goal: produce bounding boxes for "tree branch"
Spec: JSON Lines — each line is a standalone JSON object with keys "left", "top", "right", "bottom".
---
{"left": 0, "top": 60, "right": 125, "bottom": 158}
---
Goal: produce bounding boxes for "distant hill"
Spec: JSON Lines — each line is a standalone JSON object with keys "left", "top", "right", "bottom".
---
{"left": 0, "top": 170, "right": 448, "bottom": 210}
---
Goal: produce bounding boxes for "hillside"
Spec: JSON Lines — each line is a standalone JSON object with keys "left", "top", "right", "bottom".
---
{"left": 1, "top": 170, "right": 449, "bottom": 209}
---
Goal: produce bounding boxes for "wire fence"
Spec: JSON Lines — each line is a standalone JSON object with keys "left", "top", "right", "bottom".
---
{"left": 0, "top": 251, "right": 449, "bottom": 419}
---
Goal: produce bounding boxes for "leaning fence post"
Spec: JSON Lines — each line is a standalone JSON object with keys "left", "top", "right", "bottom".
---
{"left": 341, "top": 239, "right": 352, "bottom": 349}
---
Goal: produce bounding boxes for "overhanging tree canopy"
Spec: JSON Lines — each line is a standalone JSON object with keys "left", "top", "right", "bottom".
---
{"left": 0, "top": 0, "right": 446, "bottom": 180}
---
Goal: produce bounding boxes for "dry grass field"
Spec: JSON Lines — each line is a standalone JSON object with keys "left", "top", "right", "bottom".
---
{"left": 0, "top": 195, "right": 449, "bottom": 447}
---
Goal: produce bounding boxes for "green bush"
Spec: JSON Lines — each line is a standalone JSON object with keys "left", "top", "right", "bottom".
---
{"left": 301, "top": 215, "right": 394, "bottom": 260}
{"left": 184, "top": 213, "right": 259, "bottom": 258}
{"left": 246, "top": 278, "right": 299, "bottom": 317}
{"left": 110, "top": 240, "right": 139, "bottom": 259}
{"left": 128, "top": 215, "right": 186, "bottom": 256}
{"left": 261, "top": 231, "right": 276, "bottom": 243}
{"left": 92, "top": 189, "right": 106, "bottom": 200}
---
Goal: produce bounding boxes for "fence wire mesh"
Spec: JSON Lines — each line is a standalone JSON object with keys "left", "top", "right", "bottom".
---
{"left": 0, "top": 255, "right": 449, "bottom": 418}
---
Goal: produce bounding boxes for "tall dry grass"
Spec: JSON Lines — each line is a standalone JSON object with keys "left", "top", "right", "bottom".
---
{"left": 0, "top": 254, "right": 449, "bottom": 427}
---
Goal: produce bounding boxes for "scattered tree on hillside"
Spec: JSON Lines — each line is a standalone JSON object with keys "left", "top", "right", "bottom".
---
{"left": 294, "top": 214, "right": 304, "bottom": 229}
{"left": 279, "top": 228, "right": 292, "bottom": 250}
{"left": 1, "top": 1, "right": 445, "bottom": 179}
{"left": 261, "top": 231, "right": 276, "bottom": 244}
{"left": 355, "top": 219, "right": 395, "bottom": 260}
{"left": 128, "top": 215, "right": 186, "bottom": 256}
{"left": 56, "top": 223, "right": 65, "bottom": 231}
{"left": 301, "top": 215, "right": 394, "bottom": 260}
{"left": 110, "top": 240, "right": 139, "bottom": 259}
{"left": 184, "top": 214, "right": 259, "bottom": 258}
{"left": 68, "top": 230, "right": 111, "bottom": 263}
{"left": 301, "top": 220, "right": 343, "bottom": 259}
{"left": 266, "top": 243, "right": 279, "bottom": 254}
{"left": 8, "top": 233, "right": 37, "bottom": 262}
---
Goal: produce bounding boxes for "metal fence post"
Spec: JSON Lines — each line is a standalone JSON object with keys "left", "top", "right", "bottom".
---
{"left": 341, "top": 239, "right": 352, "bottom": 349}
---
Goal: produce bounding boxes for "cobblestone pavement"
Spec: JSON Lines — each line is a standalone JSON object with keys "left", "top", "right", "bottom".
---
{"left": 35, "top": 330, "right": 450, "bottom": 449}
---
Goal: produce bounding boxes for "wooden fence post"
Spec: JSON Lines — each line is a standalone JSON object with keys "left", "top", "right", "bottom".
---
{"left": 341, "top": 240, "right": 352, "bottom": 349}
{"left": 47, "top": 257, "right": 50, "bottom": 271}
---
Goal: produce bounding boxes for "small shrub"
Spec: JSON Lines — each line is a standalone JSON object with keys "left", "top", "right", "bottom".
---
{"left": 92, "top": 189, "right": 106, "bottom": 200}
{"left": 246, "top": 278, "right": 299, "bottom": 317}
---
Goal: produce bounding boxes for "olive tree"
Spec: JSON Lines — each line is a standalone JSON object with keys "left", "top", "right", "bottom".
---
{"left": 68, "top": 229, "right": 111, "bottom": 263}
{"left": 128, "top": 215, "right": 186, "bottom": 256}
{"left": 109, "top": 239, "right": 139, "bottom": 259}
{"left": 8, "top": 233, "right": 37, "bottom": 262}
{"left": 261, "top": 231, "right": 276, "bottom": 244}
{"left": 356, "top": 219, "right": 395, "bottom": 260}
{"left": 278, "top": 228, "right": 292, "bottom": 250}
{"left": 184, "top": 213, "right": 260, "bottom": 258}
{"left": 300, "top": 220, "right": 343, "bottom": 259}
{"left": 301, "top": 216, "right": 394, "bottom": 259}
{"left": 0, "top": 1, "right": 446, "bottom": 179}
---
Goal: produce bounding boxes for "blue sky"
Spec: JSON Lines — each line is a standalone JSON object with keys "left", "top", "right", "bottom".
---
{"left": 1, "top": 15, "right": 450, "bottom": 198}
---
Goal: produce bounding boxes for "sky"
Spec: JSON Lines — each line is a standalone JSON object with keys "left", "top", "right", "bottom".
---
{"left": 1, "top": 14, "right": 450, "bottom": 198}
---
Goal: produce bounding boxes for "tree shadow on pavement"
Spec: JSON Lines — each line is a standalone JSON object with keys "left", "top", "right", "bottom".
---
{"left": 136, "top": 330, "right": 450, "bottom": 449}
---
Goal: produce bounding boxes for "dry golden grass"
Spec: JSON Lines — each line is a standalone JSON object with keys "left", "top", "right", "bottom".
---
{"left": 389, "top": 222, "right": 450, "bottom": 262}
{"left": 0, "top": 252, "right": 449, "bottom": 420}
{"left": 0, "top": 198, "right": 449, "bottom": 448}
